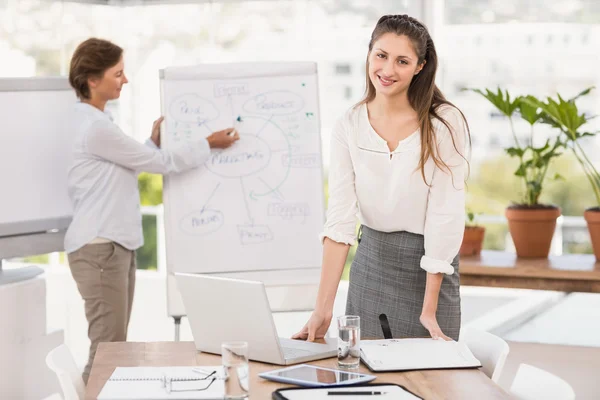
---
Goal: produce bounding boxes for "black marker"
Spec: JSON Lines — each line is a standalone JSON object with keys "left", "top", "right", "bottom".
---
{"left": 379, "top": 313, "right": 393, "bottom": 339}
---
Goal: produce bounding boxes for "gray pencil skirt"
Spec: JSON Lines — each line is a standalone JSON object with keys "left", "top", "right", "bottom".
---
{"left": 346, "top": 225, "right": 461, "bottom": 340}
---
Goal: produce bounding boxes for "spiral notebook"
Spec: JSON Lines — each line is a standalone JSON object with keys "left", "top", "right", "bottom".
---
{"left": 97, "top": 366, "right": 225, "bottom": 400}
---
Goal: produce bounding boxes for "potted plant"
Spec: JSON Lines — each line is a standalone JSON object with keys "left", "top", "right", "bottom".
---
{"left": 460, "top": 211, "right": 485, "bottom": 256}
{"left": 467, "top": 88, "right": 563, "bottom": 258}
{"left": 526, "top": 87, "right": 600, "bottom": 260}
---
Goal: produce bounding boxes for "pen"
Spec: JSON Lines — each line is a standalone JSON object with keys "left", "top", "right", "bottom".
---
{"left": 192, "top": 367, "right": 213, "bottom": 375}
{"left": 327, "top": 391, "right": 386, "bottom": 396}
{"left": 228, "top": 116, "right": 242, "bottom": 136}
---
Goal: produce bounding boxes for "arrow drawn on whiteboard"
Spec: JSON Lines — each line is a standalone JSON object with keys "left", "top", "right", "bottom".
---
{"left": 256, "top": 115, "right": 274, "bottom": 138}
{"left": 227, "top": 94, "right": 236, "bottom": 124}
{"left": 239, "top": 178, "right": 254, "bottom": 225}
{"left": 200, "top": 182, "right": 221, "bottom": 214}
{"left": 249, "top": 132, "right": 292, "bottom": 200}
{"left": 202, "top": 121, "right": 214, "bottom": 134}
{"left": 258, "top": 177, "right": 285, "bottom": 201}
{"left": 250, "top": 178, "right": 284, "bottom": 202}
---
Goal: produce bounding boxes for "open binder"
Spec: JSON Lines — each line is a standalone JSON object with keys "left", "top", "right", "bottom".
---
{"left": 360, "top": 338, "right": 481, "bottom": 372}
{"left": 273, "top": 383, "right": 423, "bottom": 399}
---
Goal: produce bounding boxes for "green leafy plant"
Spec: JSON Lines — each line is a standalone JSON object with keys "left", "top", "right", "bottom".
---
{"left": 523, "top": 87, "right": 600, "bottom": 207}
{"left": 466, "top": 88, "right": 564, "bottom": 206}
{"left": 466, "top": 210, "right": 480, "bottom": 227}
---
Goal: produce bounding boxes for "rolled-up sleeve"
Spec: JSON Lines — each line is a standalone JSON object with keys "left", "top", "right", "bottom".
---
{"left": 144, "top": 137, "right": 159, "bottom": 149}
{"left": 319, "top": 116, "right": 359, "bottom": 245}
{"left": 421, "top": 108, "right": 468, "bottom": 275}
{"left": 86, "top": 119, "right": 210, "bottom": 175}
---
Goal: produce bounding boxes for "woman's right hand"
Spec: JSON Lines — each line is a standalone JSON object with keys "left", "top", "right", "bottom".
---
{"left": 292, "top": 310, "right": 332, "bottom": 342}
{"left": 206, "top": 128, "right": 239, "bottom": 149}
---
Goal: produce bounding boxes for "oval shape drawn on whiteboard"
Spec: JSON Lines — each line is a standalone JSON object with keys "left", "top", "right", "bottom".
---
{"left": 242, "top": 90, "right": 304, "bottom": 116}
{"left": 179, "top": 209, "right": 224, "bottom": 236}
{"left": 169, "top": 94, "right": 220, "bottom": 124}
{"left": 206, "top": 135, "right": 271, "bottom": 178}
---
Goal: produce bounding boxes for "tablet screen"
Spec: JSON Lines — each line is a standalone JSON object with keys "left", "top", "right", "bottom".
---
{"left": 269, "top": 365, "right": 366, "bottom": 384}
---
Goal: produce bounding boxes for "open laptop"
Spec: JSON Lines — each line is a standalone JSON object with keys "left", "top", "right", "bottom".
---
{"left": 175, "top": 273, "right": 337, "bottom": 365}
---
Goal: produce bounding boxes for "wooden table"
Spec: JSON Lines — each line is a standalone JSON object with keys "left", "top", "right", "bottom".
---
{"left": 86, "top": 341, "right": 511, "bottom": 400}
{"left": 460, "top": 250, "right": 600, "bottom": 293}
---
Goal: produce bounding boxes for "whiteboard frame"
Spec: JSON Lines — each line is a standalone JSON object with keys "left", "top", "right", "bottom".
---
{"left": 160, "top": 62, "right": 326, "bottom": 317}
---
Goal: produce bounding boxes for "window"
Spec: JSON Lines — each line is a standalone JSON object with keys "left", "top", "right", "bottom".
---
{"left": 0, "top": 0, "right": 415, "bottom": 145}
{"left": 0, "top": 0, "right": 418, "bottom": 267}
{"left": 440, "top": 0, "right": 600, "bottom": 252}
{"left": 335, "top": 63, "right": 351, "bottom": 75}
{"left": 344, "top": 85, "right": 352, "bottom": 100}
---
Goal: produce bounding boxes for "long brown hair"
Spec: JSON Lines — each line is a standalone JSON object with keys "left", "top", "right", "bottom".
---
{"left": 69, "top": 38, "right": 123, "bottom": 100}
{"left": 357, "top": 14, "right": 470, "bottom": 185}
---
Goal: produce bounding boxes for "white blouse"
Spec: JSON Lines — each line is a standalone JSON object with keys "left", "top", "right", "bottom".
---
{"left": 64, "top": 102, "right": 210, "bottom": 253}
{"left": 321, "top": 103, "right": 468, "bottom": 275}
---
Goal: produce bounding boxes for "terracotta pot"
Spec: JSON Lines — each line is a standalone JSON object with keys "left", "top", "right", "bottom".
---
{"left": 460, "top": 226, "right": 485, "bottom": 256}
{"left": 584, "top": 208, "right": 600, "bottom": 261}
{"left": 505, "top": 206, "right": 561, "bottom": 258}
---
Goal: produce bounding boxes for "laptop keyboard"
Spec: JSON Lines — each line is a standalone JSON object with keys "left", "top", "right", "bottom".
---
{"left": 282, "top": 347, "right": 314, "bottom": 359}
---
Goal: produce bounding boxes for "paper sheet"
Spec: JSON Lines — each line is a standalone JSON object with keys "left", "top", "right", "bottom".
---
{"left": 278, "top": 385, "right": 421, "bottom": 399}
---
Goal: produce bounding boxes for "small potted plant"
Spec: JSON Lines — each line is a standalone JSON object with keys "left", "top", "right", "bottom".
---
{"left": 527, "top": 87, "right": 600, "bottom": 260}
{"left": 467, "top": 88, "right": 563, "bottom": 258}
{"left": 460, "top": 210, "right": 485, "bottom": 257}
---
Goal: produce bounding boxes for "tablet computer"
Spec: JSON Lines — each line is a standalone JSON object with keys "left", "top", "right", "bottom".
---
{"left": 258, "top": 364, "right": 376, "bottom": 387}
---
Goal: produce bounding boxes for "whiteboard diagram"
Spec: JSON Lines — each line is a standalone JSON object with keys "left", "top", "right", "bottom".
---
{"left": 161, "top": 64, "right": 325, "bottom": 276}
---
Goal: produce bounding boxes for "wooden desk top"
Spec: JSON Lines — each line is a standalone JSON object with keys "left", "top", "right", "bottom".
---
{"left": 86, "top": 341, "right": 511, "bottom": 400}
{"left": 460, "top": 250, "right": 600, "bottom": 293}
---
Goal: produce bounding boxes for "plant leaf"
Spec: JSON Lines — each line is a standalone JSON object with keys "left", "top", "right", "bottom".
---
{"left": 518, "top": 95, "right": 543, "bottom": 125}
{"left": 535, "top": 91, "right": 593, "bottom": 140}
{"left": 465, "top": 87, "right": 520, "bottom": 117}
{"left": 569, "top": 86, "right": 595, "bottom": 102}
{"left": 514, "top": 164, "right": 527, "bottom": 177}
{"left": 505, "top": 147, "right": 524, "bottom": 157}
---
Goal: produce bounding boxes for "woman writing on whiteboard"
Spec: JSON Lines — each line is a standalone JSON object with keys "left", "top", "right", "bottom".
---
{"left": 65, "top": 38, "right": 239, "bottom": 383}
{"left": 293, "top": 15, "right": 469, "bottom": 342}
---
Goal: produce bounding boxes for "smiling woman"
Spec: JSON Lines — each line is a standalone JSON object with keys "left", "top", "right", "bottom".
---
{"left": 294, "top": 14, "right": 471, "bottom": 344}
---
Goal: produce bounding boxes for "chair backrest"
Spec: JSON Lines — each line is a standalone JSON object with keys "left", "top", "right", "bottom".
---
{"left": 510, "top": 363, "right": 575, "bottom": 400}
{"left": 460, "top": 328, "right": 509, "bottom": 383}
{"left": 45, "top": 344, "right": 85, "bottom": 400}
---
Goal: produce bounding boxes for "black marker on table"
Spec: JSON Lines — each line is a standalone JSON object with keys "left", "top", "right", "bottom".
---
{"left": 379, "top": 313, "right": 393, "bottom": 339}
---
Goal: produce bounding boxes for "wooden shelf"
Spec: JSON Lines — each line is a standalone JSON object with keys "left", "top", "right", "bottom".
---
{"left": 459, "top": 251, "right": 600, "bottom": 293}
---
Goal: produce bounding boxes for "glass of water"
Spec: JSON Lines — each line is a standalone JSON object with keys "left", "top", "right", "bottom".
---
{"left": 337, "top": 315, "right": 360, "bottom": 369}
{"left": 221, "top": 341, "right": 249, "bottom": 399}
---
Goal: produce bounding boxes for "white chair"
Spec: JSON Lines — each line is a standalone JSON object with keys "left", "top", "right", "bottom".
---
{"left": 510, "top": 363, "right": 575, "bottom": 400}
{"left": 460, "top": 328, "right": 509, "bottom": 383}
{"left": 46, "top": 344, "right": 85, "bottom": 400}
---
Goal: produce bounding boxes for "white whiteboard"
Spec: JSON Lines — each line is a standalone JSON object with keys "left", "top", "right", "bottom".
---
{"left": 0, "top": 78, "right": 75, "bottom": 243}
{"left": 160, "top": 63, "right": 325, "bottom": 316}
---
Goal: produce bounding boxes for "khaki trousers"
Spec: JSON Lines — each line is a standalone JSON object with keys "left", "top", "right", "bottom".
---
{"left": 68, "top": 242, "right": 136, "bottom": 384}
